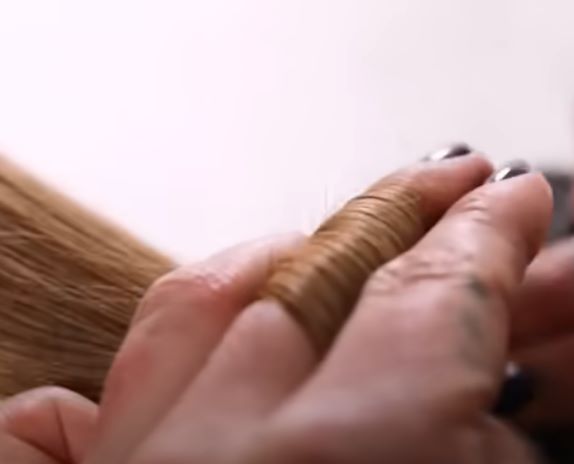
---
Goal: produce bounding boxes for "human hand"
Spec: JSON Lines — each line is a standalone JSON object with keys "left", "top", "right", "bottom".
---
{"left": 2, "top": 149, "right": 571, "bottom": 463}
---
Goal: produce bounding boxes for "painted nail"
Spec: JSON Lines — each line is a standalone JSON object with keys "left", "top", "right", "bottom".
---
{"left": 493, "top": 362, "right": 536, "bottom": 416}
{"left": 422, "top": 143, "right": 473, "bottom": 162}
{"left": 488, "top": 160, "right": 531, "bottom": 183}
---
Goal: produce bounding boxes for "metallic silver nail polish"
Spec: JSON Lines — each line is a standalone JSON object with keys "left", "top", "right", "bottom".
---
{"left": 423, "top": 143, "right": 473, "bottom": 162}
{"left": 488, "top": 160, "right": 531, "bottom": 183}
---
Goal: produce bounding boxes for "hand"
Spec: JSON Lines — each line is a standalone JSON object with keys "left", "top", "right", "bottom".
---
{"left": 1, "top": 153, "right": 571, "bottom": 463}
{"left": 506, "top": 239, "right": 574, "bottom": 434}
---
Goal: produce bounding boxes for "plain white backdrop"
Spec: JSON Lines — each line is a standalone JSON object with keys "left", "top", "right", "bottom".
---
{"left": 0, "top": 1, "right": 573, "bottom": 260}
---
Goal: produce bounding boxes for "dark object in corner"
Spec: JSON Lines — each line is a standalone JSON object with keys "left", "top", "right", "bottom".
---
{"left": 530, "top": 427, "right": 574, "bottom": 464}
{"left": 544, "top": 171, "right": 573, "bottom": 242}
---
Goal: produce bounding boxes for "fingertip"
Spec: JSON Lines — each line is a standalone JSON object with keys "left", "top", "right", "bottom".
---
{"left": 0, "top": 387, "right": 97, "bottom": 463}
{"left": 364, "top": 150, "right": 494, "bottom": 229}
{"left": 408, "top": 169, "right": 554, "bottom": 305}
{"left": 487, "top": 170, "right": 552, "bottom": 202}
{"left": 412, "top": 150, "right": 493, "bottom": 178}
{"left": 483, "top": 172, "right": 553, "bottom": 259}
{"left": 406, "top": 152, "right": 495, "bottom": 224}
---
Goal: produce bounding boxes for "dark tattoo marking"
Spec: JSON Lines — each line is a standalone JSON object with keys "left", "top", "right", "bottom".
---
{"left": 461, "top": 305, "right": 485, "bottom": 345}
{"left": 467, "top": 276, "right": 490, "bottom": 301}
{"left": 458, "top": 304, "right": 488, "bottom": 370}
{"left": 457, "top": 277, "right": 491, "bottom": 371}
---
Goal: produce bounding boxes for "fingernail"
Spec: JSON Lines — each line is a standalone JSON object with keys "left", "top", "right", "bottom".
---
{"left": 488, "top": 160, "right": 531, "bottom": 183}
{"left": 422, "top": 143, "right": 473, "bottom": 162}
{"left": 493, "top": 362, "right": 536, "bottom": 416}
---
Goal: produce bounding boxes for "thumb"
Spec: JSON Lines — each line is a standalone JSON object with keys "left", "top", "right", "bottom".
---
{"left": 0, "top": 387, "right": 97, "bottom": 463}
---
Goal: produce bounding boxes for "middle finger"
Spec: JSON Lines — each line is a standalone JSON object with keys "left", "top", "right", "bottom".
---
{"left": 271, "top": 169, "right": 551, "bottom": 457}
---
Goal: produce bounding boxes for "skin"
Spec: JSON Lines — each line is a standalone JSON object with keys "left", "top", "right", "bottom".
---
{"left": 1, "top": 153, "right": 573, "bottom": 463}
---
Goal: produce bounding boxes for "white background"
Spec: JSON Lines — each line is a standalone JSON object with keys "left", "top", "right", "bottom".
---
{"left": 0, "top": 1, "right": 573, "bottom": 260}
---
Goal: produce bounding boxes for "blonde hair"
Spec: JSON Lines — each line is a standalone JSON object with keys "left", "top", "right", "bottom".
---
{"left": 0, "top": 158, "right": 428, "bottom": 399}
{"left": 263, "top": 178, "right": 425, "bottom": 352}
{"left": 0, "top": 157, "right": 173, "bottom": 399}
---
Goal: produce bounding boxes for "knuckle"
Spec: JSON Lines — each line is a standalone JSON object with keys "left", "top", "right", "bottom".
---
{"left": 452, "top": 188, "right": 530, "bottom": 261}
{"left": 151, "top": 265, "right": 231, "bottom": 301}
{"left": 455, "top": 182, "right": 549, "bottom": 262}
{"left": 367, "top": 246, "right": 476, "bottom": 296}
{"left": 135, "top": 264, "right": 234, "bottom": 322}
{"left": 364, "top": 191, "right": 515, "bottom": 302}
{"left": 454, "top": 190, "right": 497, "bottom": 229}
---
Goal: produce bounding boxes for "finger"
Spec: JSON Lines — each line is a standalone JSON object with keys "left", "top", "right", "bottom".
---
{"left": 0, "top": 435, "right": 58, "bottom": 464}
{"left": 87, "top": 234, "right": 303, "bottom": 464}
{"left": 510, "top": 238, "right": 574, "bottom": 349}
{"left": 278, "top": 170, "right": 551, "bottom": 447}
{"left": 126, "top": 153, "right": 495, "bottom": 462}
{"left": 0, "top": 387, "right": 97, "bottom": 463}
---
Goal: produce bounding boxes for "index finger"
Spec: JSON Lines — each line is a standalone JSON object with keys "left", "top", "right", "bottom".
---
{"left": 283, "top": 168, "right": 552, "bottom": 433}
{"left": 265, "top": 149, "right": 494, "bottom": 352}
